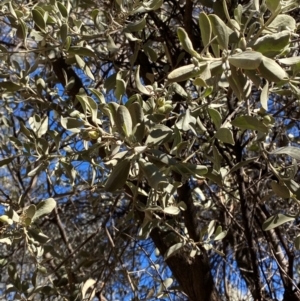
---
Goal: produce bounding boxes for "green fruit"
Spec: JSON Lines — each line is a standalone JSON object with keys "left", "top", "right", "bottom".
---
{"left": 156, "top": 97, "right": 165, "bottom": 107}
{"left": 263, "top": 115, "right": 272, "bottom": 124}
{"left": 88, "top": 130, "right": 100, "bottom": 140}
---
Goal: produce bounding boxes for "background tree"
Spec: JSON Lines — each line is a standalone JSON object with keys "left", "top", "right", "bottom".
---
{"left": 1, "top": 0, "right": 300, "bottom": 301}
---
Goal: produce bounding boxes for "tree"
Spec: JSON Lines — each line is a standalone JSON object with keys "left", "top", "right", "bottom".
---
{"left": 1, "top": 0, "right": 300, "bottom": 300}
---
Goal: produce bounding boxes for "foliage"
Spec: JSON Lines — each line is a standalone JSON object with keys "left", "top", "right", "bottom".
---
{"left": 1, "top": 0, "right": 300, "bottom": 300}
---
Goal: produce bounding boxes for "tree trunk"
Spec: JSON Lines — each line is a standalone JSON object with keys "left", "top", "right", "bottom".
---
{"left": 151, "top": 228, "right": 221, "bottom": 301}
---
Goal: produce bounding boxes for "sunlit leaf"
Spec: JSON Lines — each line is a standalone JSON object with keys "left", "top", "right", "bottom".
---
{"left": 260, "top": 81, "right": 269, "bottom": 111}
{"left": 209, "top": 14, "right": 230, "bottom": 50}
{"left": 163, "top": 206, "right": 180, "bottom": 215}
{"left": 139, "top": 159, "right": 167, "bottom": 189}
{"left": 81, "top": 278, "right": 96, "bottom": 299}
{"left": 262, "top": 214, "right": 295, "bottom": 231}
{"left": 264, "top": 14, "right": 296, "bottom": 33}
{"left": 199, "top": 12, "right": 212, "bottom": 50}
{"left": 33, "top": 198, "right": 56, "bottom": 221}
{"left": 61, "top": 117, "right": 84, "bottom": 133}
{"left": 177, "top": 27, "right": 199, "bottom": 58}
{"left": 124, "top": 16, "right": 146, "bottom": 32}
{"left": 228, "top": 51, "right": 263, "bottom": 70}
{"left": 145, "top": 124, "right": 172, "bottom": 145}
{"left": 270, "top": 146, "right": 300, "bottom": 160}
{"left": 266, "top": 0, "right": 280, "bottom": 13}
{"left": 115, "top": 105, "right": 132, "bottom": 138}
{"left": 176, "top": 109, "right": 196, "bottom": 131}
{"left": 252, "top": 31, "right": 290, "bottom": 58}
{"left": 164, "top": 242, "right": 184, "bottom": 260}
{"left": 68, "top": 46, "right": 95, "bottom": 57}
{"left": 258, "top": 56, "right": 288, "bottom": 82}
{"left": 208, "top": 108, "right": 222, "bottom": 129}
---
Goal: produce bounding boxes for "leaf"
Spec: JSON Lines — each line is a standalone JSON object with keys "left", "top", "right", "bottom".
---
{"left": 32, "top": 9, "right": 46, "bottom": 31}
{"left": 209, "top": 14, "right": 230, "bottom": 50}
{"left": 128, "top": 102, "right": 143, "bottom": 127}
{"left": 295, "top": 235, "right": 300, "bottom": 250}
{"left": 115, "top": 77, "right": 126, "bottom": 101}
{"left": 270, "top": 146, "right": 300, "bottom": 160}
{"left": 57, "top": 1, "right": 68, "bottom": 18}
{"left": 266, "top": 0, "right": 280, "bottom": 13}
{"left": 226, "top": 157, "right": 258, "bottom": 176}
{"left": 144, "top": 44, "right": 157, "bottom": 62}
{"left": 124, "top": 16, "right": 146, "bottom": 32}
{"left": 135, "top": 65, "right": 152, "bottom": 95}
{"left": 27, "top": 228, "right": 49, "bottom": 244}
{"left": 164, "top": 242, "right": 184, "bottom": 260}
{"left": 16, "top": 19, "right": 28, "bottom": 46}
{"left": 208, "top": 108, "right": 222, "bottom": 129}
{"left": 258, "top": 56, "right": 288, "bottom": 82}
{"left": 0, "top": 157, "right": 14, "bottom": 167}
{"left": 76, "top": 95, "right": 98, "bottom": 124}
{"left": 0, "top": 238, "right": 12, "bottom": 245}
{"left": 214, "top": 230, "right": 227, "bottom": 241}
{"left": 60, "top": 23, "right": 68, "bottom": 44}
{"left": 105, "top": 158, "right": 131, "bottom": 192}
{"left": 75, "top": 55, "right": 95, "bottom": 80}
{"left": 89, "top": 88, "right": 106, "bottom": 104}
{"left": 115, "top": 105, "right": 132, "bottom": 138}
{"left": 25, "top": 205, "right": 36, "bottom": 219}
{"left": 33, "top": 198, "right": 56, "bottom": 221}
{"left": 145, "top": 124, "right": 172, "bottom": 146}
{"left": 128, "top": 102, "right": 144, "bottom": 142}
{"left": 232, "top": 116, "right": 269, "bottom": 133}
{"left": 172, "top": 82, "right": 188, "bottom": 98}
{"left": 172, "top": 163, "right": 207, "bottom": 178}
{"left": 199, "top": 12, "right": 212, "bottom": 50}
{"left": 262, "top": 213, "right": 295, "bottom": 231}
{"left": 176, "top": 109, "right": 196, "bottom": 131}
{"left": 0, "top": 81, "right": 22, "bottom": 92}
{"left": 81, "top": 278, "right": 96, "bottom": 299}
{"left": 61, "top": 117, "right": 84, "bottom": 133}
{"left": 167, "top": 62, "right": 208, "bottom": 82}
{"left": 139, "top": 159, "right": 167, "bottom": 189}
{"left": 142, "top": 0, "right": 163, "bottom": 10}
{"left": 0, "top": 215, "right": 13, "bottom": 225}
{"left": 163, "top": 278, "right": 173, "bottom": 289}
{"left": 147, "top": 149, "right": 177, "bottom": 166}
{"left": 260, "top": 81, "right": 269, "bottom": 111}
{"left": 215, "top": 128, "right": 234, "bottom": 145}
{"left": 228, "top": 51, "right": 263, "bottom": 70}
{"left": 252, "top": 31, "right": 290, "bottom": 58}
{"left": 163, "top": 206, "right": 180, "bottom": 215}
{"left": 177, "top": 27, "right": 199, "bottom": 58}
{"left": 264, "top": 14, "right": 296, "bottom": 33}
{"left": 278, "top": 57, "right": 300, "bottom": 65}
{"left": 27, "top": 164, "right": 44, "bottom": 177}
{"left": 271, "top": 181, "right": 291, "bottom": 199}
{"left": 68, "top": 46, "right": 95, "bottom": 57}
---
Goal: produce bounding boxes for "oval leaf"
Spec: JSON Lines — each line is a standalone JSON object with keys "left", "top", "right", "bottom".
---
{"left": 228, "top": 51, "right": 263, "bottom": 70}
{"left": 33, "top": 198, "right": 56, "bottom": 221}
{"left": 105, "top": 158, "right": 131, "bottom": 192}
{"left": 215, "top": 127, "right": 234, "bottom": 145}
{"left": 258, "top": 56, "right": 288, "bottom": 82}
{"left": 262, "top": 213, "right": 295, "bottom": 231}
{"left": 116, "top": 105, "right": 132, "bottom": 138}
